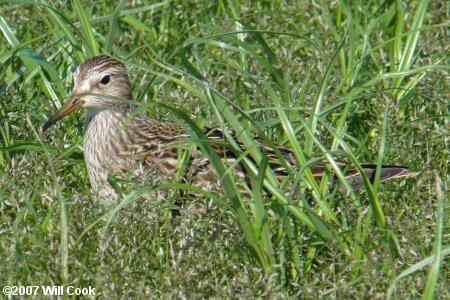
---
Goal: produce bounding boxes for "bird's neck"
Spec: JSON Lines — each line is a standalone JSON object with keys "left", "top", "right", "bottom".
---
{"left": 85, "top": 107, "right": 133, "bottom": 130}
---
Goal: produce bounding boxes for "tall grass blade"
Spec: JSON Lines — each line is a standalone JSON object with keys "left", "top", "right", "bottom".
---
{"left": 26, "top": 114, "right": 68, "bottom": 286}
{"left": 38, "top": 0, "right": 85, "bottom": 61}
{"left": 0, "top": 16, "right": 59, "bottom": 100}
{"left": 161, "top": 104, "right": 274, "bottom": 272}
{"left": 386, "top": 248, "right": 450, "bottom": 300}
{"left": 422, "top": 173, "right": 445, "bottom": 300}
{"left": 394, "top": 0, "right": 429, "bottom": 102}
{"left": 105, "top": 0, "right": 126, "bottom": 53}
{"left": 373, "top": 102, "right": 390, "bottom": 192}
{"left": 73, "top": 0, "right": 99, "bottom": 56}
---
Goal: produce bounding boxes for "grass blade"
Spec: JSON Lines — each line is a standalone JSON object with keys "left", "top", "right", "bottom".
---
{"left": 422, "top": 173, "right": 445, "bottom": 300}
{"left": 73, "top": 0, "right": 99, "bottom": 56}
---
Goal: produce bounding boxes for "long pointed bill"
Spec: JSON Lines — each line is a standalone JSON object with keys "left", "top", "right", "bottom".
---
{"left": 42, "top": 95, "right": 84, "bottom": 132}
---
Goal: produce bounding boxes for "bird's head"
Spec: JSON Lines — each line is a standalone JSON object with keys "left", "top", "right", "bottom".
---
{"left": 42, "top": 55, "right": 133, "bottom": 131}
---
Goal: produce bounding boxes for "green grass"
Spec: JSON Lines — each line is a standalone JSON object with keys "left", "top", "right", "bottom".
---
{"left": 0, "top": 0, "right": 448, "bottom": 298}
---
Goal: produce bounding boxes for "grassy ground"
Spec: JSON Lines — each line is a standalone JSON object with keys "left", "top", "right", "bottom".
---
{"left": 0, "top": 0, "right": 448, "bottom": 298}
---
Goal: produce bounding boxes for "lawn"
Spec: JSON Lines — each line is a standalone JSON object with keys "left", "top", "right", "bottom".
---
{"left": 0, "top": 0, "right": 448, "bottom": 298}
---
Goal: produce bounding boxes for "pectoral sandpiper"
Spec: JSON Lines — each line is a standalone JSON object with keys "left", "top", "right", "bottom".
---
{"left": 43, "top": 55, "right": 413, "bottom": 200}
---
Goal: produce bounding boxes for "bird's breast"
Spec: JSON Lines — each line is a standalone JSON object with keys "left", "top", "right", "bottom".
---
{"left": 84, "top": 110, "right": 139, "bottom": 189}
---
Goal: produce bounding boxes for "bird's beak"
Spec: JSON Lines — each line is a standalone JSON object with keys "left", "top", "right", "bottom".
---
{"left": 42, "top": 95, "right": 84, "bottom": 132}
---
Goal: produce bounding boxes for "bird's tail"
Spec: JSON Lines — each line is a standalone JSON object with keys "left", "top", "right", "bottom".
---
{"left": 341, "top": 164, "right": 416, "bottom": 187}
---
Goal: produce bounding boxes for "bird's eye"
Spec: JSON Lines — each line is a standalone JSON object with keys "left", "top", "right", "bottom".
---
{"left": 100, "top": 75, "right": 111, "bottom": 85}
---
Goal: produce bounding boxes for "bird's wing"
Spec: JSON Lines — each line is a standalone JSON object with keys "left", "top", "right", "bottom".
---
{"left": 118, "top": 117, "right": 414, "bottom": 187}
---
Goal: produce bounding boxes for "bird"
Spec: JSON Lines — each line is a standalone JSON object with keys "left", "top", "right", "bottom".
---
{"left": 42, "top": 55, "right": 414, "bottom": 201}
